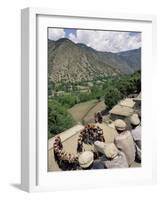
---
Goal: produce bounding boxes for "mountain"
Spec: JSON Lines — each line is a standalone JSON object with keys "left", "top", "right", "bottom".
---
{"left": 117, "top": 48, "right": 141, "bottom": 71}
{"left": 48, "top": 38, "right": 141, "bottom": 83}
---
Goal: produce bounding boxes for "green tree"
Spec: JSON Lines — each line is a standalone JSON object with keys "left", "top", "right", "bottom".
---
{"left": 104, "top": 71, "right": 141, "bottom": 110}
{"left": 48, "top": 100, "right": 75, "bottom": 138}
{"left": 55, "top": 95, "right": 77, "bottom": 108}
{"left": 104, "top": 86, "right": 122, "bottom": 109}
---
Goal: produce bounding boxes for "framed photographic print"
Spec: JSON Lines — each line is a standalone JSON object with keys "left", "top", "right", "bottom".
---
{"left": 21, "top": 7, "right": 157, "bottom": 192}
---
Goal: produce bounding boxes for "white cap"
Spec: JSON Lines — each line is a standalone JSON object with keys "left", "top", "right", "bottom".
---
{"left": 114, "top": 119, "right": 126, "bottom": 131}
{"left": 78, "top": 151, "right": 94, "bottom": 168}
{"left": 94, "top": 141, "right": 105, "bottom": 154}
{"left": 130, "top": 114, "right": 140, "bottom": 125}
{"left": 103, "top": 143, "right": 118, "bottom": 159}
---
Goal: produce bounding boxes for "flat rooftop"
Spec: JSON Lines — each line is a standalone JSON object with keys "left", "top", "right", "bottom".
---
{"left": 109, "top": 104, "right": 134, "bottom": 117}
{"left": 119, "top": 98, "right": 135, "bottom": 108}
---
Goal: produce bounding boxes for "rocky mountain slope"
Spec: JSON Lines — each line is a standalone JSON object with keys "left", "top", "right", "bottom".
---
{"left": 48, "top": 38, "right": 141, "bottom": 83}
{"left": 117, "top": 48, "right": 141, "bottom": 71}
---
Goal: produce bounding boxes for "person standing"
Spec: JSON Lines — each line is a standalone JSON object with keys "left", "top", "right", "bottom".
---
{"left": 103, "top": 143, "right": 128, "bottom": 169}
{"left": 94, "top": 141, "right": 128, "bottom": 169}
{"left": 114, "top": 119, "right": 136, "bottom": 166}
{"left": 130, "top": 113, "right": 141, "bottom": 162}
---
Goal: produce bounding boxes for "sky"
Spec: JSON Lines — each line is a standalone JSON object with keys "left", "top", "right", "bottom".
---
{"left": 48, "top": 28, "right": 141, "bottom": 53}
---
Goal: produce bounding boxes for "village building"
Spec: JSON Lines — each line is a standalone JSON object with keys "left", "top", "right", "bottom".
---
{"left": 119, "top": 98, "right": 136, "bottom": 108}
{"left": 109, "top": 98, "right": 136, "bottom": 121}
{"left": 109, "top": 104, "right": 134, "bottom": 121}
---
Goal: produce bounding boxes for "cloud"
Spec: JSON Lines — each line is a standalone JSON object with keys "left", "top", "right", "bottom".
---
{"left": 69, "top": 30, "right": 141, "bottom": 53}
{"left": 48, "top": 28, "right": 65, "bottom": 40}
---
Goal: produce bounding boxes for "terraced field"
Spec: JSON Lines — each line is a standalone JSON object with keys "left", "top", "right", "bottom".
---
{"left": 84, "top": 101, "right": 106, "bottom": 123}
{"left": 68, "top": 99, "right": 98, "bottom": 122}
{"left": 68, "top": 100, "right": 106, "bottom": 123}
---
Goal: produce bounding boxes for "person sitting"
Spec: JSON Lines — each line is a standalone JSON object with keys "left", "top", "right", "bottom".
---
{"left": 60, "top": 152, "right": 69, "bottom": 170}
{"left": 77, "top": 139, "right": 83, "bottom": 153}
{"left": 53, "top": 142, "right": 58, "bottom": 150}
{"left": 78, "top": 151, "right": 106, "bottom": 170}
{"left": 97, "top": 112, "right": 103, "bottom": 123}
{"left": 114, "top": 119, "right": 136, "bottom": 166}
{"left": 130, "top": 114, "right": 141, "bottom": 162}
{"left": 55, "top": 149, "right": 62, "bottom": 167}
{"left": 57, "top": 136, "right": 63, "bottom": 150}
{"left": 94, "top": 112, "right": 98, "bottom": 123}
{"left": 53, "top": 146, "right": 60, "bottom": 162}
{"left": 53, "top": 138, "right": 59, "bottom": 147}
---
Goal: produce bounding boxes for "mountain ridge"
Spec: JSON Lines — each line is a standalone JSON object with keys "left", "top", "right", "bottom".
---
{"left": 48, "top": 38, "right": 141, "bottom": 83}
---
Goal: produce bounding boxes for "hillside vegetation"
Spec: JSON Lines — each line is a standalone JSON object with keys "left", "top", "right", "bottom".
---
{"left": 48, "top": 70, "right": 141, "bottom": 138}
{"left": 48, "top": 38, "right": 141, "bottom": 138}
{"left": 48, "top": 38, "right": 141, "bottom": 83}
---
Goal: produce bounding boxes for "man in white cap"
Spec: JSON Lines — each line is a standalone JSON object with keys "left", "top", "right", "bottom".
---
{"left": 94, "top": 141, "right": 105, "bottom": 155}
{"left": 103, "top": 143, "right": 128, "bottom": 168}
{"left": 130, "top": 113, "right": 141, "bottom": 162}
{"left": 114, "top": 119, "right": 136, "bottom": 166}
{"left": 78, "top": 151, "right": 106, "bottom": 170}
{"left": 130, "top": 114, "right": 141, "bottom": 148}
{"left": 94, "top": 141, "right": 128, "bottom": 169}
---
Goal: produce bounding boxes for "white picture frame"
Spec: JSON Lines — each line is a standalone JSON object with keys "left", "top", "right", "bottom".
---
{"left": 21, "top": 7, "right": 157, "bottom": 192}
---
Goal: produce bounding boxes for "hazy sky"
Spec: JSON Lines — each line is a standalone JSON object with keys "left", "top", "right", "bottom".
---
{"left": 48, "top": 28, "right": 141, "bottom": 53}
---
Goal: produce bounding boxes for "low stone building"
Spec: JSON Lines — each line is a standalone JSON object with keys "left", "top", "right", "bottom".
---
{"left": 119, "top": 98, "right": 136, "bottom": 108}
{"left": 109, "top": 104, "right": 134, "bottom": 121}
{"left": 109, "top": 98, "right": 135, "bottom": 121}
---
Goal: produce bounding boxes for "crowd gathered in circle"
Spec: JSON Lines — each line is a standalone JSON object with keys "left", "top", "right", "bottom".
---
{"left": 53, "top": 112, "right": 141, "bottom": 171}
{"left": 77, "top": 124, "right": 105, "bottom": 152}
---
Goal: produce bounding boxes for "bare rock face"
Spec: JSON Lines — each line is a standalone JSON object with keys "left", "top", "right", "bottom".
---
{"left": 48, "top": 38, "right": 141, "bottom": 83}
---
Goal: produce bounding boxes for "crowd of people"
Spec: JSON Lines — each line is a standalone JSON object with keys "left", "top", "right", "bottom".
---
{"left": 53, "top": 136, "right": 79, "bottom": 170}
{"left": 77, "top": 124, "right": 105, "bottom": 153}
{"left": 78, "top": 113, "right": 141, "bottom": 170}
{"left": 53, "top": 112, "right": 141, "bottom": 171}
